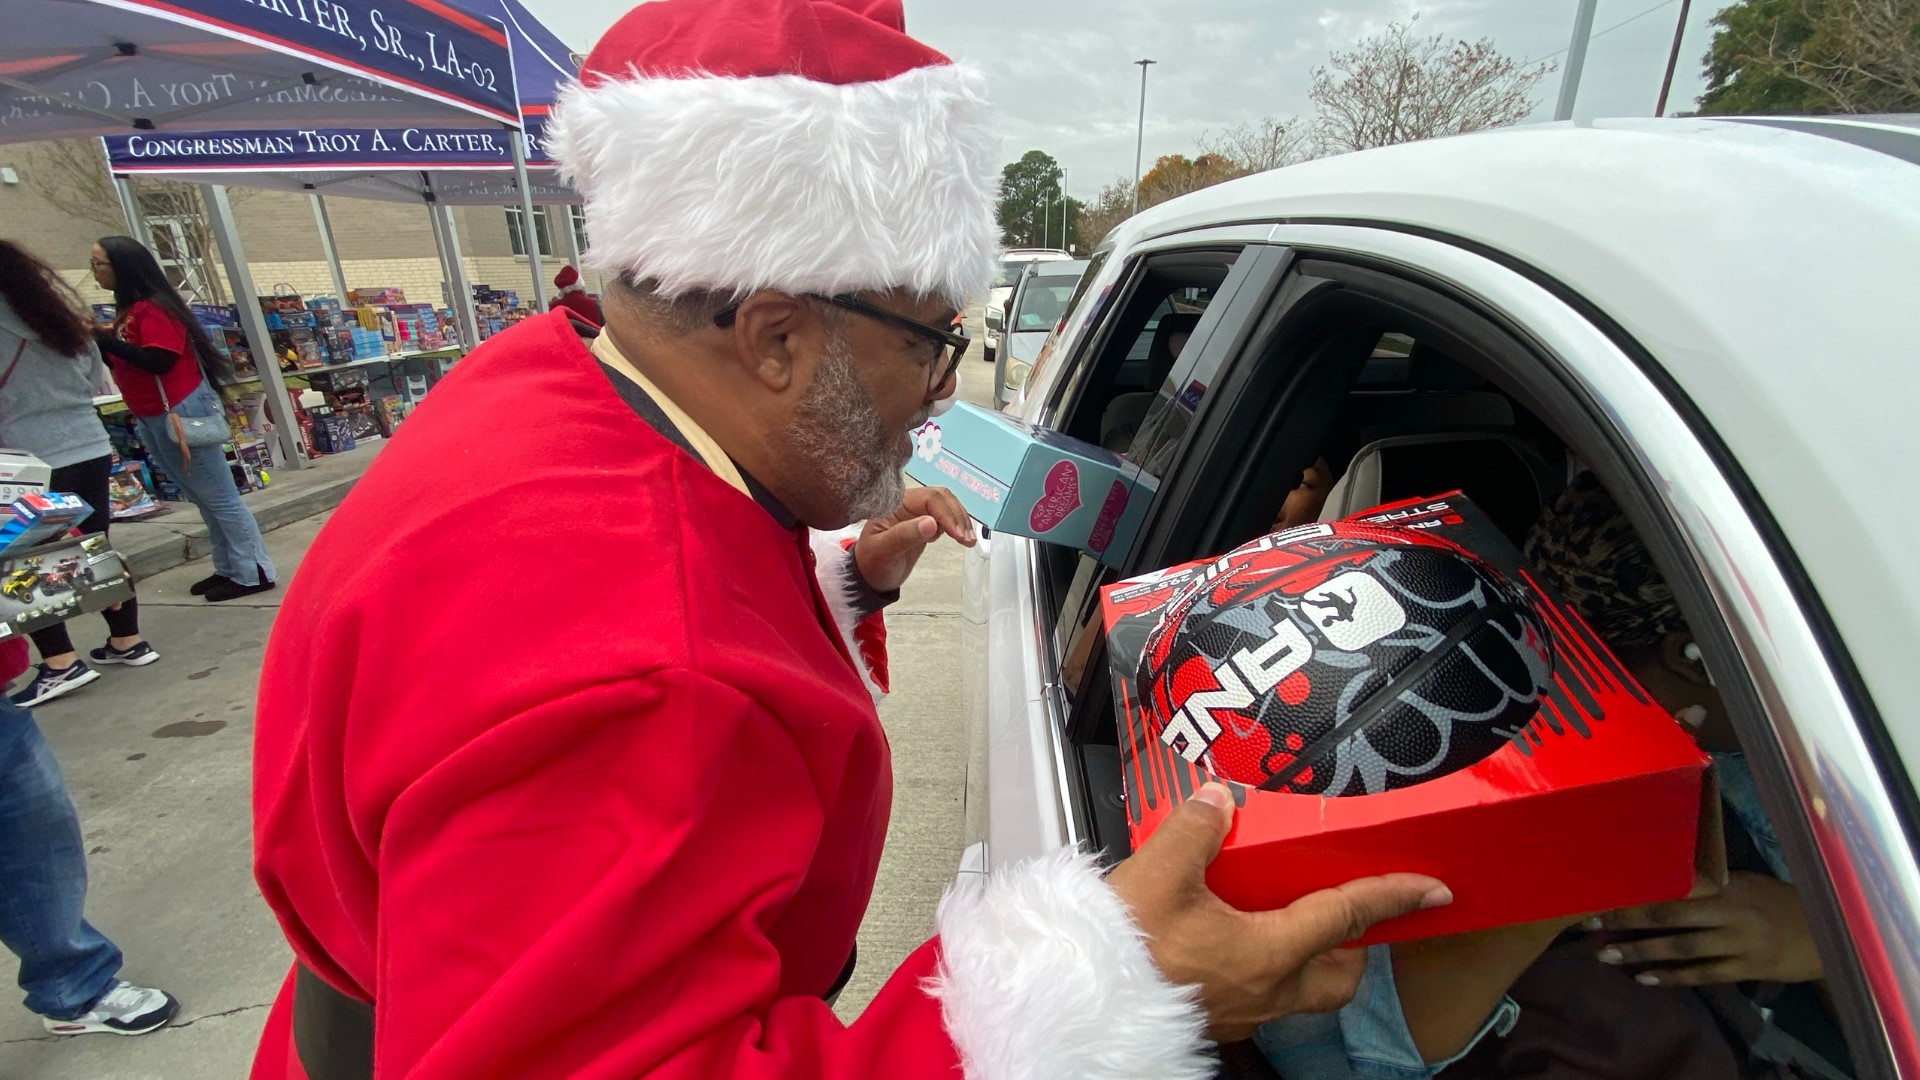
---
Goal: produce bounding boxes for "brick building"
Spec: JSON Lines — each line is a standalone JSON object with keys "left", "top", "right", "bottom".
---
{"left": 0, "top": 137, "right": 588, "bottom": 313}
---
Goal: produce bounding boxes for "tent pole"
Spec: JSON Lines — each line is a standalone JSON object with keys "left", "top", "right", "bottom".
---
{"left": 201, "top": 184, "right": 306, "bottom": 471}
{"left": 561, "top": 204, "right": 583, "bottom": 281}
{"left": 434, "top": 205, "right": 480, "bottom": 351}
{"left": 100, "top": 140, "right": 152, "bottom": 248}
{"left": 309, "top": 192, "right": 350, "bottom": 303}
{"left": 508, "top": 126, "right": 547, "bottom": 309}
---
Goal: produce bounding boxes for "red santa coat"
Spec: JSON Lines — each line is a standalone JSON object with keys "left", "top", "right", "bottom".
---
{"left": 250, "top": 312, "right": 1209, "bottom": 1080}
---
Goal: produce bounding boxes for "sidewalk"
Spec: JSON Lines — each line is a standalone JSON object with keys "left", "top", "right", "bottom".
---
{"left": 112, "top": 443, "right": 383, "bottom": 579}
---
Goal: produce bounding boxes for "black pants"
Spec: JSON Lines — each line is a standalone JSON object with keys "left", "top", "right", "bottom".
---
{"left": 28, "top": 455, "right": 139, "bottom": 660}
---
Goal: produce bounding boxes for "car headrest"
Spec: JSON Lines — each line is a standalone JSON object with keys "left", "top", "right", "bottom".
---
{"left": 1147, "top": 312, "right": 1203, "bottom": 369}
{"left": 1320, "top": 432, "right": 1559, "bottom": 543}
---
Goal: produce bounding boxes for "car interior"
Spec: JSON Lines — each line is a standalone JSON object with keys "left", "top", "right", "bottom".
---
{"left": 1025, "top": 247, "right": 1866, "bottom": 1079}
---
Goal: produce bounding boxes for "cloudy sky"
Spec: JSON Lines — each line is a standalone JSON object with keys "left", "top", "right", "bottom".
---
{"left": 518, "top": 0, "right": 1725, "bottom": 202}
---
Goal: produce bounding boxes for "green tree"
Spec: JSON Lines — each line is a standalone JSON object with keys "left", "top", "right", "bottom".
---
{"left": 1698, "top": 0, "right": 1920, "bottom": 115}
{"left": 996, "top": 149, "right": 1062, "bottom": 248}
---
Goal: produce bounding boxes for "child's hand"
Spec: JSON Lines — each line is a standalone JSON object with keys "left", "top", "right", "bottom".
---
{"left": 1594, "top": 871, "right": 1822, "bottom": 986}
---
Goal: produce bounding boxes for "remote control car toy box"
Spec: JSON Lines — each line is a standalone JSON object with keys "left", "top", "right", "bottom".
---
{"left": 1102, "top": 492, "right": 1717, "bottom": 944}
{"left": 903, "top": 402, "right": 1154, "bottom": 566}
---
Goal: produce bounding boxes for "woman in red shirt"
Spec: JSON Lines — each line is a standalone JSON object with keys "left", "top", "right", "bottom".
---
{"left": 91, "top": 238, "right": 275, "bottom": 602}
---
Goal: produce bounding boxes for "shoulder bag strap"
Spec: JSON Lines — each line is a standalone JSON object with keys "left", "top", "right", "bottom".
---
{"left": 0, "top": 338, "right": 25, "bottom": 394}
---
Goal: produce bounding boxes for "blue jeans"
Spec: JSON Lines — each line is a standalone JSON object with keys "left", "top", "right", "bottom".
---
{"left": 135, "top": 385, "right": 276, "bottom": 586}
{"left": 1254, "top": 945, "right": 1519, "bottom": 1079}
{"left": 0, "top": 697, "right": 122, "bottom": 1019}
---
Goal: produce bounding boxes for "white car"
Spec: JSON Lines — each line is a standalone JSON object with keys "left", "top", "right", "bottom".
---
{"left": 993, "top": 258, "right": 1088, "bottom": 408}
{"left": 982, "top": 248, "right": 1072, "bottom": 363}
{"left": 960, "top": 116, "right": 1920, "bottom": 1074}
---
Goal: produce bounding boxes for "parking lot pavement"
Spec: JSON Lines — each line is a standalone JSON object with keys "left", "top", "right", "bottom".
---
{"left": 2, "top": 306, "right": 996, "bottom": 1073}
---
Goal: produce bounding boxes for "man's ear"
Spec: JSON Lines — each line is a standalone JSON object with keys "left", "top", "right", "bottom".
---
{"left": 727, "top": 291, "right": 814, "bottom": 393}
{"left": 1657, "top": 631, "right": 1713, "bottom": 688}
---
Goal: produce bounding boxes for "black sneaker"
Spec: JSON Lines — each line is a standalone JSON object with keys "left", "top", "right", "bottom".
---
{"left": 205, "top": 576, "right": 277, "bottom": 603}
{"left": 90, "top": 641, "right": 161, "bottom": 667}
{"left": 189, "top": 573, "right": 232, "bottom": 597}
{"left": 42, "top": 981, "right": 179, "bottom": 1036}
{"left": 9, "top": 661, "right": 101, "bottom": 707}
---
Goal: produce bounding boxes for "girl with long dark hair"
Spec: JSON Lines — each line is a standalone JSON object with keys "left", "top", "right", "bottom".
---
{"left": 0, "top": 240, "right": 156, "bottom": 708}
{"left": 91, "top": 236, "right": 275, "bottom": 602}
{"left": 0, "top": 239, "right": 180, "bottom": 1038}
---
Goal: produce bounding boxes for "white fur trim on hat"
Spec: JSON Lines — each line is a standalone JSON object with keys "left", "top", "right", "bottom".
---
{"left": 550, "top": 64, "right": 1001, "bottom": 308}
{"left": 927, "top": 847, "right": 1215, "bottom": 1080}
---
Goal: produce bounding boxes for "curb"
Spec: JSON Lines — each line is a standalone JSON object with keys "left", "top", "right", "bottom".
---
{"left": 111, "top": 448, "right": 378, "bottom": 580}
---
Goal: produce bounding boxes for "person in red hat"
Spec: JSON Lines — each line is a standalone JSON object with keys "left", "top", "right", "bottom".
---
{"left": 247, "top": 2, "right": 1448, "bottom": 1078}
{"left": 550, "top": 264, "right": 603, "bottom": 326}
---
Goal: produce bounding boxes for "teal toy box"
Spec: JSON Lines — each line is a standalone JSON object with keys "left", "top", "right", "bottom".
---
{"left": 906, "top": 403, "right": 1154, "bottom": 565}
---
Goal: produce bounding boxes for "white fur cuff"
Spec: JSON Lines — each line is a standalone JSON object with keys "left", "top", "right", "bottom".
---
{"left": 928, "top": 848, "right": 1214, "bottom": 1080}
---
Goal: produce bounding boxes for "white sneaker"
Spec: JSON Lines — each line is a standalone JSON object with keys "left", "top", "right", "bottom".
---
{"left": 41, "top": 981, "right": 180, "bottom": 1036}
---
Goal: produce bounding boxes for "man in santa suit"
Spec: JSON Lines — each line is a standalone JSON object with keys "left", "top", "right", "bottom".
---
{"left": 550, "top": 264, "right": 603, "bottom": 327}
{"left": 248, "top": 2, "right": 1452, "bottom": 1078}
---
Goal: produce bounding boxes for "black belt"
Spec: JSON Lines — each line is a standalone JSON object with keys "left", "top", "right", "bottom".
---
{"left": 292, "top": 948, "right": 857, "bottom": 1079}
{"left": 293, "top": 964, "right": 373, "bottom": 1080}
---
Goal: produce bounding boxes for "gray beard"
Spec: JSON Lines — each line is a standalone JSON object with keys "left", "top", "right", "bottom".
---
{"left": 787, "top": 330, "right": 912, "bottom": 526}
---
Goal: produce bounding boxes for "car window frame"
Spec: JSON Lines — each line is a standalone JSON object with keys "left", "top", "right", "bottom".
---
{"left": 1065, "top": 224, "right": 1914, "bottom": 1075}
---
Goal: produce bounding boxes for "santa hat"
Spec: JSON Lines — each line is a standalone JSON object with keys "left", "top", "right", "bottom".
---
{"left": 553, "top": 264, "right": 581, "bottom": 292}
{"left": 549, "top": 0, "right": 999, "bottom": 309}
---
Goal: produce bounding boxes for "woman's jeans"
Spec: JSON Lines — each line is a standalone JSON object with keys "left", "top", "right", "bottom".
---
{"left": 134, "top": 386, "right": 276, "bottom": 586}
{"left": 0, "top": 697, "right": 122, "bottom": 1019}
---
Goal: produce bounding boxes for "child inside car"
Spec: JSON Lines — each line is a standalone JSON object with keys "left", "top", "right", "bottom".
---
{"left": 1247, "top": 472, "right": 1850, "bottom": 1080}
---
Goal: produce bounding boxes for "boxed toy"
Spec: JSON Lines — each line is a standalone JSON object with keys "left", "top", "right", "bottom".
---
{"left": 0, "top": 452, "right": 51, "bottom": 503}
{"left": 0, "top": 533, "right": 136, "bottom": 640}
{"left": 308, "top": 406, "right": 355, "bottom": 455}
{"left": 903, "top": 403, "right": 1153, "bottom": 566}
{"left": 307, "top": 365, "right": 369, "bottom": 402}
{"left": 348, "top": 287, "right": 406, "bottom": 307}
{"left": 0, "top": 493, "right": 92, "bottom": 556}
{"left": 272, "top": 328, "right": 326, "bottom": 372}
{"left": 1102, "top": 492, "right": 1716, "bottom": 944}
{"left": 190, "top": 303, "right": 240, "bottom": 328}
{"left": 257, "top": 290, "right": 305, "bottom": 316}
{"left": 375, "top": 395, "right": 410, "bottom": 437}
{"left": 107, "top": 460, "right": 167, "bottom": 521}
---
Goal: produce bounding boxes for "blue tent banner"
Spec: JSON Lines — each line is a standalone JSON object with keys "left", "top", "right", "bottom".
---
{"left": 108, "top": 125, "right": 515, "bottom": 170}
{"left": 0, "top": 0, "right": 518, "bottom": 142}
{"left": 106, "top": 0, "right": 517, "bottom": 121}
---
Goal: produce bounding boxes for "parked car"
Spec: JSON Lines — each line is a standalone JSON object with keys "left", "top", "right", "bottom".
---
{"left": 959, "top": 116, "right": 1920, "bottom": 1076}
{"left": 993, "top": 258, "right": 1087, "bottom": 407}
{"left": 982, "top": 248, "right": 1071, "bottom": 364}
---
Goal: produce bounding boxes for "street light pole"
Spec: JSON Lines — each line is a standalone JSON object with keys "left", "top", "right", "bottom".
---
{"left": 1554, "top": 0, "right": 1599, "bottom": 121}
{"left": 1654, "top": 0, "right": 1695, "bottom": 117}
{"left": 1132, "top": 59, "right": 1156, "bottom": 216}
{"left": 1061, "top": 167, "right": 1069, "bottom": 252}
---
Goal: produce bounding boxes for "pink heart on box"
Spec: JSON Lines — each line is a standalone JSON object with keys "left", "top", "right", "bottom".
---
{"left": 1086, "top": 480, "right": 1129, "bottom": 553}
{"left": 1028, "top": 460, "right": 1082, "bottom": 533}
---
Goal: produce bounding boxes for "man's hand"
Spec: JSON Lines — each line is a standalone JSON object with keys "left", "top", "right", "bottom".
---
{"left": 852, "top": 487, "right": 975, "bottom": 593}
{"left": 1106, "top": 783, "right": 1451, "bottom": 1042}
{"left": 1596, "top": 871, "right": 1822, "bottom": 986}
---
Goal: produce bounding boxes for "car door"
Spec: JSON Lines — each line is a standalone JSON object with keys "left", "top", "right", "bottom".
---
{"left": 1057, "top": 222, "right": 1916, "bottom": 1077}
{"left": 961, "top": 233, "right": 1286, "bottom": 874}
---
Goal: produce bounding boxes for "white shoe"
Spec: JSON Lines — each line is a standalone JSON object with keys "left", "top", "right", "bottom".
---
{"left": 41, "top": 981, "right": 180, "bottom": 1036}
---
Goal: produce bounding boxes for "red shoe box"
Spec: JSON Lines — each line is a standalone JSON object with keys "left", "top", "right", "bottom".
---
{"left": 1102, "top": 492, "right": 1721, "bottom": 944}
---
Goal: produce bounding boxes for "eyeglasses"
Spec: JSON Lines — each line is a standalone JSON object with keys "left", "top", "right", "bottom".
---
{"left": 714, "top": 294, "right": 968, "bottom": 396}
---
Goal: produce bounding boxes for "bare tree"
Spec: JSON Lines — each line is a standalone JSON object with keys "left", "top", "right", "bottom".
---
{"left": 1768, "top": 0, "right": 1920, "bottom": 113}
{"left": 1198, "top": 116, "right": 1313, "bottom": 175}
{"left": 1072, "top": 176, "right": 1137, "bottom": 254}
{"left": 1310, "top": 17, "right": 1555, "bottom": 154}
{"left": 27, "top": 139, "right": 238, "bottom": 302}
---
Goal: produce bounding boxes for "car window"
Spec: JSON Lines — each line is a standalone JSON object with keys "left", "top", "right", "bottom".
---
{"left": 1063, "top": 255, "right": 1876, "bottom": 1076}
{"left": 1011, "top": 281, "right": 1077, "bottom": 330}
{"left": 1035, "top": 244, "right": 1285, "bottom": 666}
{"left": 992, "top": 260, "right": 1032, "bottom": 290}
